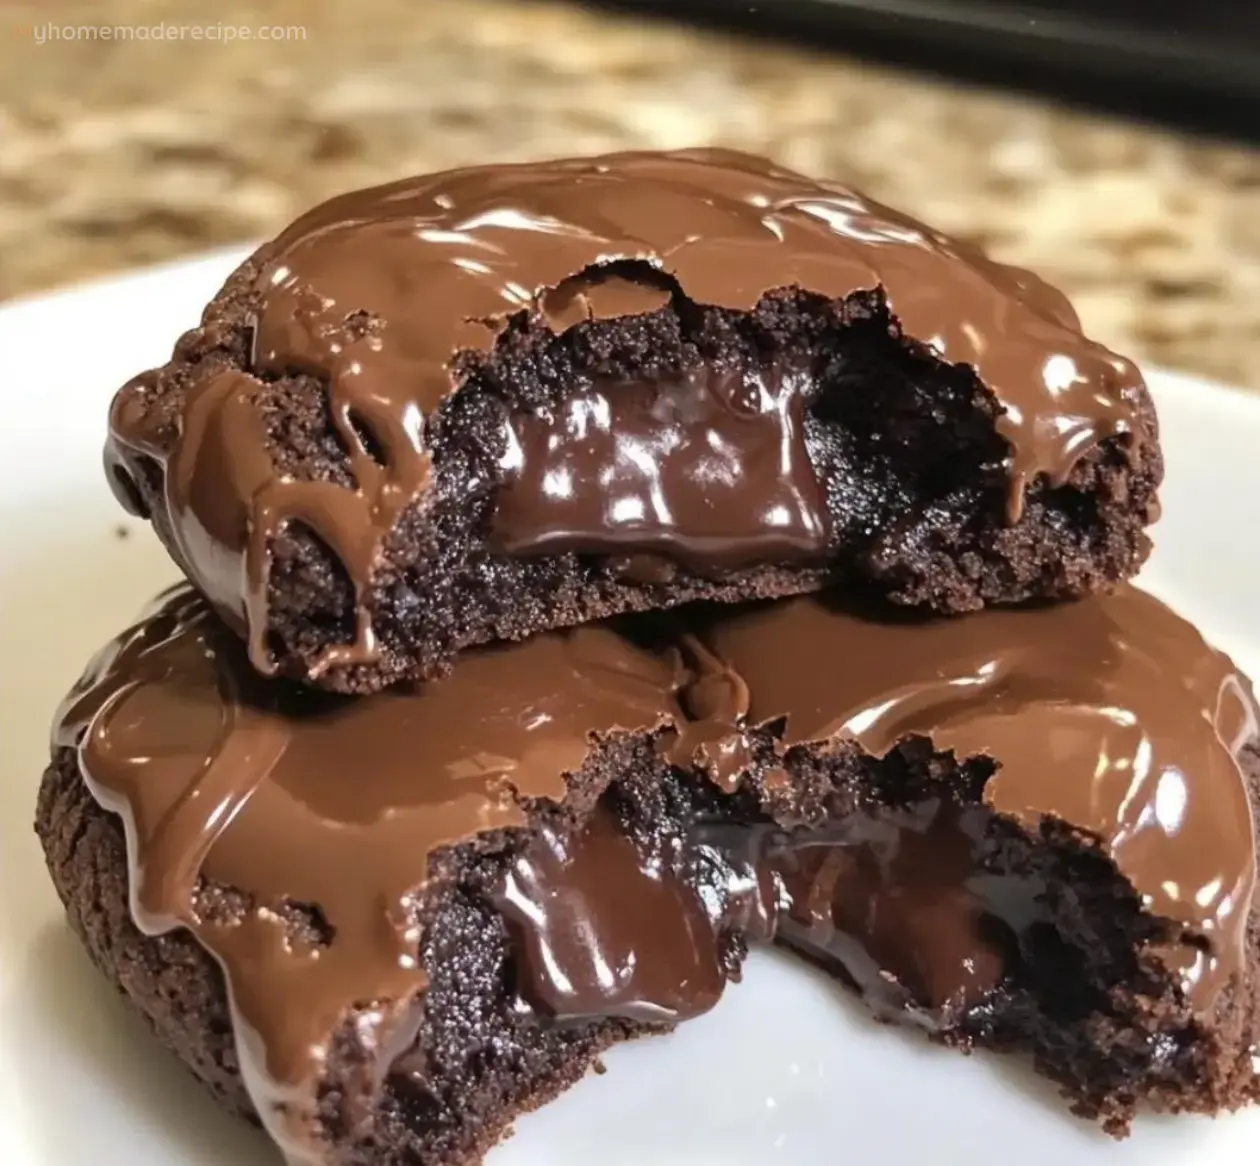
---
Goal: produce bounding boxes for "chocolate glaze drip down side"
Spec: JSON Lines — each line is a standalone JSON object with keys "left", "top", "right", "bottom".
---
{"left": 107, "top": 368, "right": 430, "bottom": 677}
{"left": 692, "top": 587, "right": 1260, "bottom": 1008}
{"left": 104, "top": 147, "right": 1146, "bottom": 678}
{"left": 51, "top": 587, "right": 685, "bottom": 1166}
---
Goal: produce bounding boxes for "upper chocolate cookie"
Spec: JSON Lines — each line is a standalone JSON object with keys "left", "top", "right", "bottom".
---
{"left": 104, "top": 148, "right": 1161, "bottom": 691}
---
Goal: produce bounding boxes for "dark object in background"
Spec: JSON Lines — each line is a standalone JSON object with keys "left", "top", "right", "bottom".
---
{"left": 594, "top": 0, "right": 1260, "bottom": 140}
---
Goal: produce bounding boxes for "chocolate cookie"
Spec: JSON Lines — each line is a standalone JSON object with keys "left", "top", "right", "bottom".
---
{"left": 103, "top": 149, "right": 1161, "bottom": 693}
{"left": 37, "top": 584, "right": 1260, "bottom": 1164}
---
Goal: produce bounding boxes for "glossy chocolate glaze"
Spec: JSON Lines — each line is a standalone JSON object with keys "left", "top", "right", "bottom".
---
{"left": 52, "top": 584, "right": 1255, "bottom": 1164}
{"left": 105, "top": 149, "right": 1144, "bottom": 676}
{"left": 694, "top": 588, "right": 1259, "bottom": 1006}
{"left": 52, "top": 588, "right": 682, "bottom": 1165}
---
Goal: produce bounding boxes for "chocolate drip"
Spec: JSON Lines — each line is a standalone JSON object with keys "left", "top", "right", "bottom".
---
{"left": 694, "top": 587, "right": 1260, "bottom": 1006}
{"left": 105, "top": 148, "right": 1143, "bottom": 673}
{"left": 52, "top": 588, "right": 682, "bottom": 1165}
{"left": 665, "top": 633, "right": 759, "bottom": 792}
{"left": 683, "top": 798, "right": 1025, "bottom": 1027}
{"left": 107, "top": 367, "right": 430, "bottom": 676}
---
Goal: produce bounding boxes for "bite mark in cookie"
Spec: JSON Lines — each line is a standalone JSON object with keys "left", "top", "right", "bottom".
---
{"left": 103, "top": 149, "right": 1160, "bottom": 692}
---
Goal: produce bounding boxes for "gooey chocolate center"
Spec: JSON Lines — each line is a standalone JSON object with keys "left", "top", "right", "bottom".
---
{"left": 492, "top": 364, "right": 829, "bottom": 574}
{"left": 495, "top": 796, "right": 1029, "bottom": 1029}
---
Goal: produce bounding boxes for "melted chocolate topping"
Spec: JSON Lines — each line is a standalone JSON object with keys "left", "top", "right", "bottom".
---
{"left": 52, "top": 589, "right": 682, "bottom": 1165}
{"left": 52, "top": 583, "right": 1255, "bottom": 1165}
{"left": 694, "top": 588, "right": 1259, "bottom": 1005}
{"left": 105, "top": 148, "right": 1143, "bottom": 676}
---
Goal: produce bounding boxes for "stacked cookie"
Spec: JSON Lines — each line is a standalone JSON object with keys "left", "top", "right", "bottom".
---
{"left": 37, "top": 150, "right": 1260, "bottom": 1166}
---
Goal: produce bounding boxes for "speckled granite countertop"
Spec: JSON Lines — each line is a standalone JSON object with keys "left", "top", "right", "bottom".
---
{"left": 3, "top": 0, "right": 1259, "bottom": 386}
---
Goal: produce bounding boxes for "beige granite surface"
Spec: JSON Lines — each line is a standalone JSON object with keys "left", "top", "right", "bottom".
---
{"left": 2, "top": 0, "right": 1259, "bottom": 386}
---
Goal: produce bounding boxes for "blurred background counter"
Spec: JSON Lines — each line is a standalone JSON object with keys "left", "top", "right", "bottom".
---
{"left": 2, "top": 0, "right": 1258, "bottom": 386}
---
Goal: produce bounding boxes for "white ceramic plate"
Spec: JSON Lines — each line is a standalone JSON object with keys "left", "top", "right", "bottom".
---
{"left": 1, "top": 252, "right": 1258, "bottom": 1166}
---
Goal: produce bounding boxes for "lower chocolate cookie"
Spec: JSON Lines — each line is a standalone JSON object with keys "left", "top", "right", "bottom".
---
{"left": 36, "top": 586, "right": 1260, "bottom": 1164}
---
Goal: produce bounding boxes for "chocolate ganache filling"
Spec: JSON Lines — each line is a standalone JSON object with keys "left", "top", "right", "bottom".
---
{"left": 491, "top": 808, "right": 727, "bottom": 1024}
{"left": 105, "top": 149, "right": 1145, "bottom": 677}
{"left": 493, "top": 361, "right": 829, "bottom": 573}
{"left": 53, "top": 584, "right": 1254, "bottom": 1164}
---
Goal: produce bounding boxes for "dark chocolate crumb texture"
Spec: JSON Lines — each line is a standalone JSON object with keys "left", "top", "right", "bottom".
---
{"left": 103, "top": 149, "right": 1162, "bottom": 692}
{"left": 39, "top": 582, "right": 1260, "bottom": 1165}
